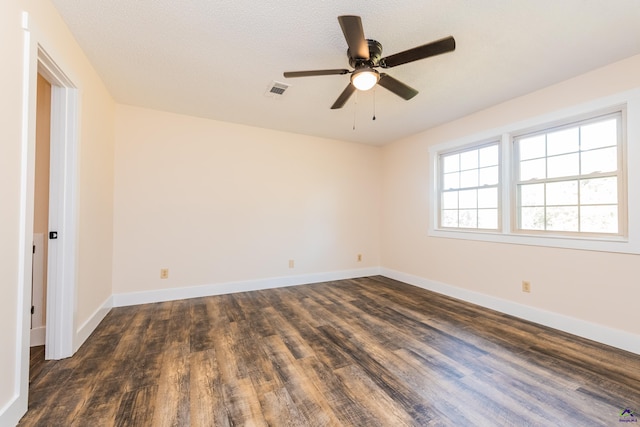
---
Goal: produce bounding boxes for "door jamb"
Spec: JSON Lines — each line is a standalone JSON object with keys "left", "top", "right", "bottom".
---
{"left": 37, "top": 46, "right": 78, "bottom": 360}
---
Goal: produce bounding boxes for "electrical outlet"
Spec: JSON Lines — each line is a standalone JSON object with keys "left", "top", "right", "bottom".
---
{"left": 357, "top": 254, "right": 362, "bottom": 262}
{"left": 288, "top": 259, "right": 294, "bottom": 269}
{"left": 160, "top": 268, "right": 169, "bottom": 279}
{"left": 522, "top": 280, "right": 531, "bottom": 293}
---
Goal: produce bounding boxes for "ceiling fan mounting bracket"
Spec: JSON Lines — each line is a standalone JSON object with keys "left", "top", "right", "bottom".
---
{"left": 348, "top": 39, "right": 383, "bottom": 68}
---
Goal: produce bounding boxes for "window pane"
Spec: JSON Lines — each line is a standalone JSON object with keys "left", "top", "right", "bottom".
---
{"left": 581, "top": 119, "right": 617, "bottom": 150}
{"left": 460, "top": 169, "right": 478, "bottom": 188}
{"left": 478, "top": 187, "right": 498, "bottom": 208}
{"left": 580, "top": 177, "right": 617, "bottom": 205}
{"left": 581, "top": 147, "right": 617, "bottom": 175}
{"left": 479, "top": 166, "right": 499, "bottom": 186}
{"left": 547, "top": 153, "right": 579, "bottom": 178}
{"left": 478, "top": 187, "right": 497, "bottom": 208}
{"left": 581, "top": 205, "right": 618, "bottom": 233}
{"left": 479, "top": 145, "right": 499, "bottom": 167}
{"left": 520, "top": 183, "right": 544, "bottom": 206}
{"left": 459, "top": 210, "right": 477, "bottom": 228}
{"left": 443, "top": 154, "right": 459, "bottom": 173}
{"left": 521, "top": 207, "right": 545, "bottom": 230}
{"left": 459, "top": 189, "right": 477, "bottom": 209}
{"left": 442, "top": 210, "right": 458, "bottom": 227}
{"left": 478, "top": 209, "right": 498, "bottom": 229}
{"left": 460, "top": 150, "right": 478, "bottom": 171}
{"left": 442, "top": 191, "right": 458, "bottom": 209}
{"left": 520, "top": 158, "right": 546, "bottom": 181}
{"left": 547, "top": 127, "right": 579, "bottom": 156}
{"left": 546, "top": 206, "right": 579, "bottom": 231}
{"left": 443, "top": 172, "right": 460, "bottom": 190}
{"left": 546, "top": 180, "right": 578, "bottom": 206}
{"left": 519, "top": 135, "right": 545, "bottom": 161}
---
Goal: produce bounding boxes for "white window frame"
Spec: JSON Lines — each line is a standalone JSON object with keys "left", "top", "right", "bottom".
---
{"left": 428, "top": 88, "right": 640, "bottom": 255}
{"left": 512, "top": 109, "right": 624, "bottom": 237}
{"left": 438, "top": 140, "right": 502, "bottom": 231}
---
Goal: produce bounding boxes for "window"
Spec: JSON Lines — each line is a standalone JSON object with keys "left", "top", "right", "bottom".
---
{"left": 514, "top": 113, "right": 622, "bottom": 236}
{"left": 428, "top": 89, "right": 640, "bottom": 254}
{"left": 439, "top": 143, "right": 500, "bottom": 230}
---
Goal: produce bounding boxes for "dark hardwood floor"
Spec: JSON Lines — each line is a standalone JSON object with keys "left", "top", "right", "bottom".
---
{"left": 20, "top": 276, "right": 640, "bottom": 426}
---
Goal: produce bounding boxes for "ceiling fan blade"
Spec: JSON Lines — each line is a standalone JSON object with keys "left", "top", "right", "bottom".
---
{"left": 284, "top": 69, "right": 350, "bottom": 78}
{"left": 338, "top": 15, "right": 369, "bottom": 60}
{"left": 380, "top": 36, "right": 455, "bottom": 68}
{"left": 331, "top": 83, "right": 357, "bottom": 109}
{"left": 378, "top": 74, "right": 418, "bottom": 100}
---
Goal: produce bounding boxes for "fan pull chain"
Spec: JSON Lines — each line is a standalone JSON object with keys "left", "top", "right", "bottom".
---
{"left": 372, "top": 87, "right": 376, "bottom": 121}
{"left": 353, "top": 90, "right": 358, "bottom": 130}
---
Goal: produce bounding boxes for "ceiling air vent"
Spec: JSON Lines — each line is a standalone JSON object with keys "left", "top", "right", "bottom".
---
{"left": 265, "top": 81, "right": 290, "bottom": 98}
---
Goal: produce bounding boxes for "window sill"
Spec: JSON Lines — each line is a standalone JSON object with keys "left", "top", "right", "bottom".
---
{"left": 428, "top": 227, "right": 638, "bottom": 254}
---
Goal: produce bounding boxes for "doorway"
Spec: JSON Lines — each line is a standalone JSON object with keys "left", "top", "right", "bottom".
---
{"left": 31, "top": 73, "right": 51, "bottom": 352}
{"left": 10, "top": 18, "right": 81, "bottom": 424}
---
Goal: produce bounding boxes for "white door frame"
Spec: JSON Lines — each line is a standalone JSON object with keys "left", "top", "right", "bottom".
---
{"left": 8, "top": 14, "right": 79, "bottom": 425}
{"left": 37, "top": 46, "right": 78, "bottom": 361}
{"left": 20, "top": 11, "right": 79, "bottom": 362}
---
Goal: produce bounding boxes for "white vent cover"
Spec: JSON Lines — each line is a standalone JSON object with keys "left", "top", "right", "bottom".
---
{"left": 265, "top": 81, "right": 290, "bottom": 98}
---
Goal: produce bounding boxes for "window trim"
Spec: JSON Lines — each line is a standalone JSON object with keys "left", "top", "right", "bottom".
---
{"left": 438, "top": 139, "right": 502, "bottom": 231}
{"left": 511, "top": 109, "right": 624, "bottom": 238}
{"left": 428, "top": 88, "right": 640, "bottom": 255}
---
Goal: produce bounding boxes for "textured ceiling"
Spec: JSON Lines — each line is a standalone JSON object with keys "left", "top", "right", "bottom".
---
{"left": 50, "top": 0, "right": 640, "bottom": 145}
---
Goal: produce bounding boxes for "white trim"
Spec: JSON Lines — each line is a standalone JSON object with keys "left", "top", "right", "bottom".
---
{"left": 428, "top": 87, "right": 640, "bottom": 255}
{"left": 6, "top": 12, "right": 36, "bottom": 427}
{"left": 3, "top": 13, "right": 82, "bottom": 427}
{"left": 38, "top": 47, "right": 79, "bottom": 361}
{"left": 74, "top": 296, "right": 113, "bottom": 352}
{"left": 30, "top": 327, "right": 46, "bottom": 347}
{"left": 380, "top": 268, "right": 640, "bottom": 356}
{"left": 0, "top": 394, "right": 22, "bottom": 427}
{"left": 112, "top": 268, "right": 381, "bottom": 307}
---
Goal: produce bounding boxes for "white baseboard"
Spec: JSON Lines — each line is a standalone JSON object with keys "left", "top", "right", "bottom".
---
{"left": 30, "top": 326, "right": 46, "bottom": 347}
{"left": 0, "top": 394, "right": 24, "bottom": 427}
{"left": 112, "top": 267, "right": 381, "bottom": 308}
{"left": 380, "top": 268, "right": 640, "bottom": 356}
{"left": 74, "top": 295, "right": 113, "bottom": 352}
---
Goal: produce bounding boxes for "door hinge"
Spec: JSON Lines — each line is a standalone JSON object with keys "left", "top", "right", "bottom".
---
{"left": 31, "top": 306, "right": 35, "bottom": 315}
{"left": 33, "top": 244, "right": 36, "bottom": 254}
{"left": 49, "top": 231, "right": 58, "bottom": 240}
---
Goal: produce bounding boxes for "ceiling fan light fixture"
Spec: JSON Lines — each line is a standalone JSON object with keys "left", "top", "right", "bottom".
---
{"left": 351, "top": 68, "right": 379, "bottom": 91}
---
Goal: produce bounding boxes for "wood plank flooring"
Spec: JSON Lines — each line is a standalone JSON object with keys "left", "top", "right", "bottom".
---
{"left": 20, "top": 276, "right": 640, "bottom": 426}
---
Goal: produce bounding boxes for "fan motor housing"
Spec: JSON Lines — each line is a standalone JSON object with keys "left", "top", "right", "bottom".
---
{"left": 348, "top": 39, "right": 383, "bottom": 68}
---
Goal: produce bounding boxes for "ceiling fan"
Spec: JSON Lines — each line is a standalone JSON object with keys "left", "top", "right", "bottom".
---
{"left": 283, "top": 15, "right": 456, "bottom": 109}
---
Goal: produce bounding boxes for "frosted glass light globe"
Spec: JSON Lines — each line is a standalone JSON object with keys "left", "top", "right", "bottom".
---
{"left": 351, "top": 69, "right": 379, "bottom": 91}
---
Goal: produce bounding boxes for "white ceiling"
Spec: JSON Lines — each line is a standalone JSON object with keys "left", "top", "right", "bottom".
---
{"left": 50, "top": 0, "right": 640, "bottom": 146}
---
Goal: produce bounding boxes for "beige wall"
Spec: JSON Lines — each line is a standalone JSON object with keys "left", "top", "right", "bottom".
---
{"left": 74, "top": 65, "right": 116, "bottom": 327}
{"left": 0, "top": 0, "right": 115, "bottom": 422}
{"left": 381, "top": 54, "right": 640, "bottom": 337}
{"left": 112, "top": 105, "right": 381, "bottom": 294}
